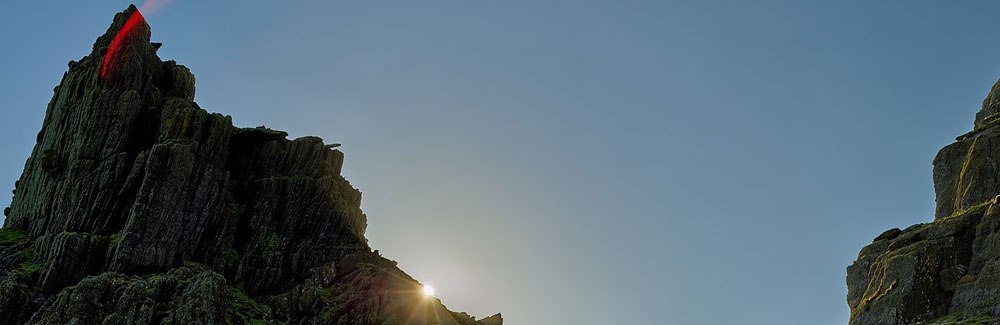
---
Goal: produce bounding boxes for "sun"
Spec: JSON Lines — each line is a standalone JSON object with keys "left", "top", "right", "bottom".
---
{"left": 422, "top": 284, "right": 435, "bottom": 296}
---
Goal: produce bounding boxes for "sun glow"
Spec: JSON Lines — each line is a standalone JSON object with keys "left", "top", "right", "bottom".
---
{"left": 422, "top": 285, "right": 435, "bottom": 296}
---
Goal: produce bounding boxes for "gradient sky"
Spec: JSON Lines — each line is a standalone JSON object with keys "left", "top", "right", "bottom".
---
{"left": 2, "top": 1, "right": 1000, "bottom": 324}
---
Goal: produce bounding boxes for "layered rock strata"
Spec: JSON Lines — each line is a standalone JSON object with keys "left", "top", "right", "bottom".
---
{"left": 847, "top": 79, "right": 1000, "bottom": 324}
{"left": 0, "top": 5, "right": 501, "bottom": 324}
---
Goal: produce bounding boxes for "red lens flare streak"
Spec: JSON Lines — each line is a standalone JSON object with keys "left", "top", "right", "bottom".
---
{"left": 98, "top": 0, "right": 172, "bottom": 81}
{"left": 99, "top": 10, "right": 145, "bottom": 81}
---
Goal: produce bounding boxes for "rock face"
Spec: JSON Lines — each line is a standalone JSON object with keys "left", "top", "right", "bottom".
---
{"left": 0, "top": 5, "right": 501, "bottom": 324}
{"left": 845, "top": 77, "right": 1000, "bottom": 324}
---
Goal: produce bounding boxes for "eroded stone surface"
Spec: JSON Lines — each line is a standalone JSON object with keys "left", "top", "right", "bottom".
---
{"left": 0, "top": 5, "right": 500, "bottom": 324}
{"left": 848, "top": 74, "right": 1000, "bottom": 324}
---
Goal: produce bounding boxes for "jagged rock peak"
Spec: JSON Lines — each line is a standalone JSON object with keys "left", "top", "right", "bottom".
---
{"left": 0, "top": 5, "right": 501, "bottom": 324}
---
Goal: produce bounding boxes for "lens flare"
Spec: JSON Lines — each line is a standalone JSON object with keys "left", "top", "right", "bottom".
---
{"left": 423, "top": 285, "right": 435, "bottom": 296}
{"left": 99, "top": 10, "right": 145, "bottom": 81}
{"left": 139, "top": 0, "right": 173, "bottom": 14}
{"left": 99, "top": 0, "right": 173, "bottom": 81}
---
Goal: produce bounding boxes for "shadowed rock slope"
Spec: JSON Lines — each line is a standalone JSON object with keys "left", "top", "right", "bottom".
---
{"left": 0, "top": 5, "right": 501, "bottom": 324}
{"left": 846, "top": 77, "right": 1000, "bottom": 324}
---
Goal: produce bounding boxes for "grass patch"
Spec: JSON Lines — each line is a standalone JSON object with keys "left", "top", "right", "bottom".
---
{"left": 0, "top": 229, "right": 42, "bottom": 275}
{"left": 0, "top": 228, "right": 30, "bottom": 245}
{"left": 226, "top": 285, "right": 271, "bottom": 324}
{"left": 939, "top": 201, "right": 993, "bottom": 222}
{"left": 924, "top": 314, "right": 997, "bottom": 324}
{"left": 19, "top": 260, "right": 43, "bottom": 274}
{"left": 0, "top": 229, "right": 43, "bottom": 274}
{"left": 16, "top": 245, "right": 42, "bottom": 275}
{"left": 0, "top": 229, "right": 42, "bottom": 274}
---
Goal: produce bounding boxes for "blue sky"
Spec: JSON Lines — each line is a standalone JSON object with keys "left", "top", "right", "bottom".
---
{"left": 2, "top": 1, "right": 999, "bottom": 324}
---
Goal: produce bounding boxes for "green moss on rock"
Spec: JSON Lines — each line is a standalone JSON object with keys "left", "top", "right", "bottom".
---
{"left": 0, "top": 229, "right": 41, "bottom": 276}
{"left": 218, "top": 247, "right": 238, "bottom": 272}
{"left": 923, "top": 314, "right": 997, "bottom": 324}
{"left": 226, "top": 285, "right": 272, "bottom": 324}
{"left": 0, "top": 229, "right": 29, "bottom": 245}
{"left": 39, "top": 149, "right": 64, "bottom": 174}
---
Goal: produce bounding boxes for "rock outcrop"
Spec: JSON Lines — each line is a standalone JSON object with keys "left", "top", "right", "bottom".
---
{"left": 0, "top": 5, "right": 501, "bottom": 324}
{"left": 846, "top": 77, "right": 1000, "bottom": 324}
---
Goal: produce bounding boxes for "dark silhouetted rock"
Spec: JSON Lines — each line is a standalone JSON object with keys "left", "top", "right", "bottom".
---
{"left": 0, "top": 5, "right": 501, "bottom": 324}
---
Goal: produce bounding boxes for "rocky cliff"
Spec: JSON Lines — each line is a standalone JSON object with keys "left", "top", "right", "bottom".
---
{"left": 845, "top": 78, "right": 1000, "bottom": 324}
{"left": 0, "top": 5, "right": 501, "bottom": 324}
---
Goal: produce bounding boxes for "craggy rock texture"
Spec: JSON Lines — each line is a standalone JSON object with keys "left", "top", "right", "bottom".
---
{"left": 934, "top": 79, "right": 1000, "bottom": 221}
{"left": 0, "top": 5, "right": 501, "bottom": 324}
{"left": 846, "top": 77, "right": 1000, "bottom": 324}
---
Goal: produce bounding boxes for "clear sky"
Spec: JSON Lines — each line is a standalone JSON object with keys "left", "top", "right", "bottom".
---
{"left": 1, "top": 1, "right": 999, "bottom": 324}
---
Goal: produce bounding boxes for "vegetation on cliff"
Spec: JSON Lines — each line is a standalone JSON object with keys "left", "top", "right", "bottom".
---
{"left": 0, "top": 5, "right": 500, "bottom": 324}
{"left": 848, "top": 74, "right": 1000, "bottom": 324}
